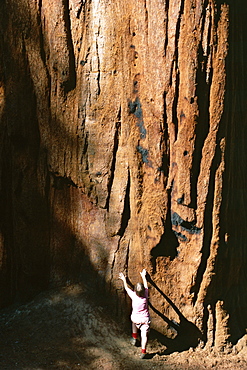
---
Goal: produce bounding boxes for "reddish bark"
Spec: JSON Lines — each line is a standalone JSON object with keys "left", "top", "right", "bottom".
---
{"left": 0, "top": 0, "right": 246, "bottom": 348}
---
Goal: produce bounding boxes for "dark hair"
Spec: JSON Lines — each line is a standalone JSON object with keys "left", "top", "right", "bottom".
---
{"left": 134, "top": 282, "right": 145, "bottom": 297}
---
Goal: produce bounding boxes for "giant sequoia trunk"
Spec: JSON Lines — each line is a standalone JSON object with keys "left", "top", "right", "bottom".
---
{"left": 0, "top": 0, "right": 246, "bottom": 350}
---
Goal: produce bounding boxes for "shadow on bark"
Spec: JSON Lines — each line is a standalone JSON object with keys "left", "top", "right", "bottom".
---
{"left": 147, "top": 275, "right": 203, "bottom": 355}
{"left": 150, "top": 189, "right": 179, "bottom": 272}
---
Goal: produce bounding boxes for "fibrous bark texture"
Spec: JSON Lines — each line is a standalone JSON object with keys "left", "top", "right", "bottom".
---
{"left": 0, "top": 0, "right": 246, "bottom": 349}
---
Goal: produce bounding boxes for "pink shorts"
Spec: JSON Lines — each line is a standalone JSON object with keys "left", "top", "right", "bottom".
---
{"left": 133, "top": 320, "right": 151, "bottom": 333}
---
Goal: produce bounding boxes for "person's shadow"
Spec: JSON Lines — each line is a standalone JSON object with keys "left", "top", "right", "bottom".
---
{"left": 147, "top": 274, "right": 203, "bottom": 356}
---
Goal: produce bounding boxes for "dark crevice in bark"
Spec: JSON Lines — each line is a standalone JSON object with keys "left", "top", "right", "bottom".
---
{"left": 38, "top": 0, "right": 43, "bottom": 21}
{"left": 124, "top": 240, "right": 130, "bottom": 276}
{"left": 106, "top": 107, "right": 121, "bottom": 211}
{"left": 37, "top": 1, "right": 51, "bottom": 108}
{"left": 172, "top": 0, "right": 184, "bottom": 70}
{"left": 214, "top": 0, "right": 226, "bottom": 27}
{"left": 202, "top": 305, "right": 209, "bottom": 344}
{"left": 49, "top": 172, "right": 78, "bottom": 190}
{"left": 170, "top": 0, "right": 184, "bottom": 142}
{"left": 82, "top": 131, "right": 90, "bottom": 173}
{"left": 177, "top": 0, "right": 185, "bottom": 37}
{"left": 76, "top": 1, "right": 85, "bottom": 19}
{"left": 82, "top": 131, "right": 88, "bottom": 158}
{"left": 150, "top": 190, "right": 179, "bottom": 273}
{"left": 95, "top": 38, "right": 101, "bottom": 96}
{"left": 172, "top": 67, "right": 179, "bottom": 142}
{"left": 211, "top": 305, "right": 216, "bottom": 346}
{"left": 144, "top": 0, "right": 148, "bottom": 28}
{"left": 161, "top": 91, "right": 169, "bottom": 184}
{"left": 163, "top": 0, "right": 169, "bottom": 56}
{"left": 190, "top": 142, "right": 221, "bottom": 305}
{"left": 117, "top": 171, "right": 131, "bottom": 237}
{"left": 81, "top": 132, "right": 95, "bottom": 197}
{"left": 189, "top": 44, "right": 211, "bottom": 210}
{"left": 62, "top": 0, "right": 76, "bottom": 92}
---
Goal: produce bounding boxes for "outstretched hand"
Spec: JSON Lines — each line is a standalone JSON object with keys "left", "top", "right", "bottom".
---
{"left": 140, "top": 269, "right": 146, "bottom": 278}
{"left": 119, "top": 272, "right": 126, "bottom": 281}
{"left": 140, "top": 269, "right": 148, "bottom": 288}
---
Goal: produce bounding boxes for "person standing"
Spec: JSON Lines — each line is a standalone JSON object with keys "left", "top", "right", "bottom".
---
{"left": 119, "top": 269, "right": 150, "bottom": 359}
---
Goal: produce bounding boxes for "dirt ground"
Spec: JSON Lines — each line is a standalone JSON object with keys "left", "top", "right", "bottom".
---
{"left": 0, "top": 284, "right": 247, "bottom": 370}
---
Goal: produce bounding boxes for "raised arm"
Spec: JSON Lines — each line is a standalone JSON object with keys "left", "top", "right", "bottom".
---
{"left": 140, "top": 269, "right": 148, "bottom": 289}
{"left": 119, "top": 272, "right": 136, "bottom": 299}
{"left": 119, "top": 272, "right": 129, "bottom": 291}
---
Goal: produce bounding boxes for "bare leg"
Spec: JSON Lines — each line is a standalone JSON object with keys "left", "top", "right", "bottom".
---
{"left": 132, "top": 322, "right": 138, "bottom": 334}
{"left": 130, "top": 322, "right": 138, "bottom": 345}
{"left": 141, "top": 330, "right": 148, "bottom": 350}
